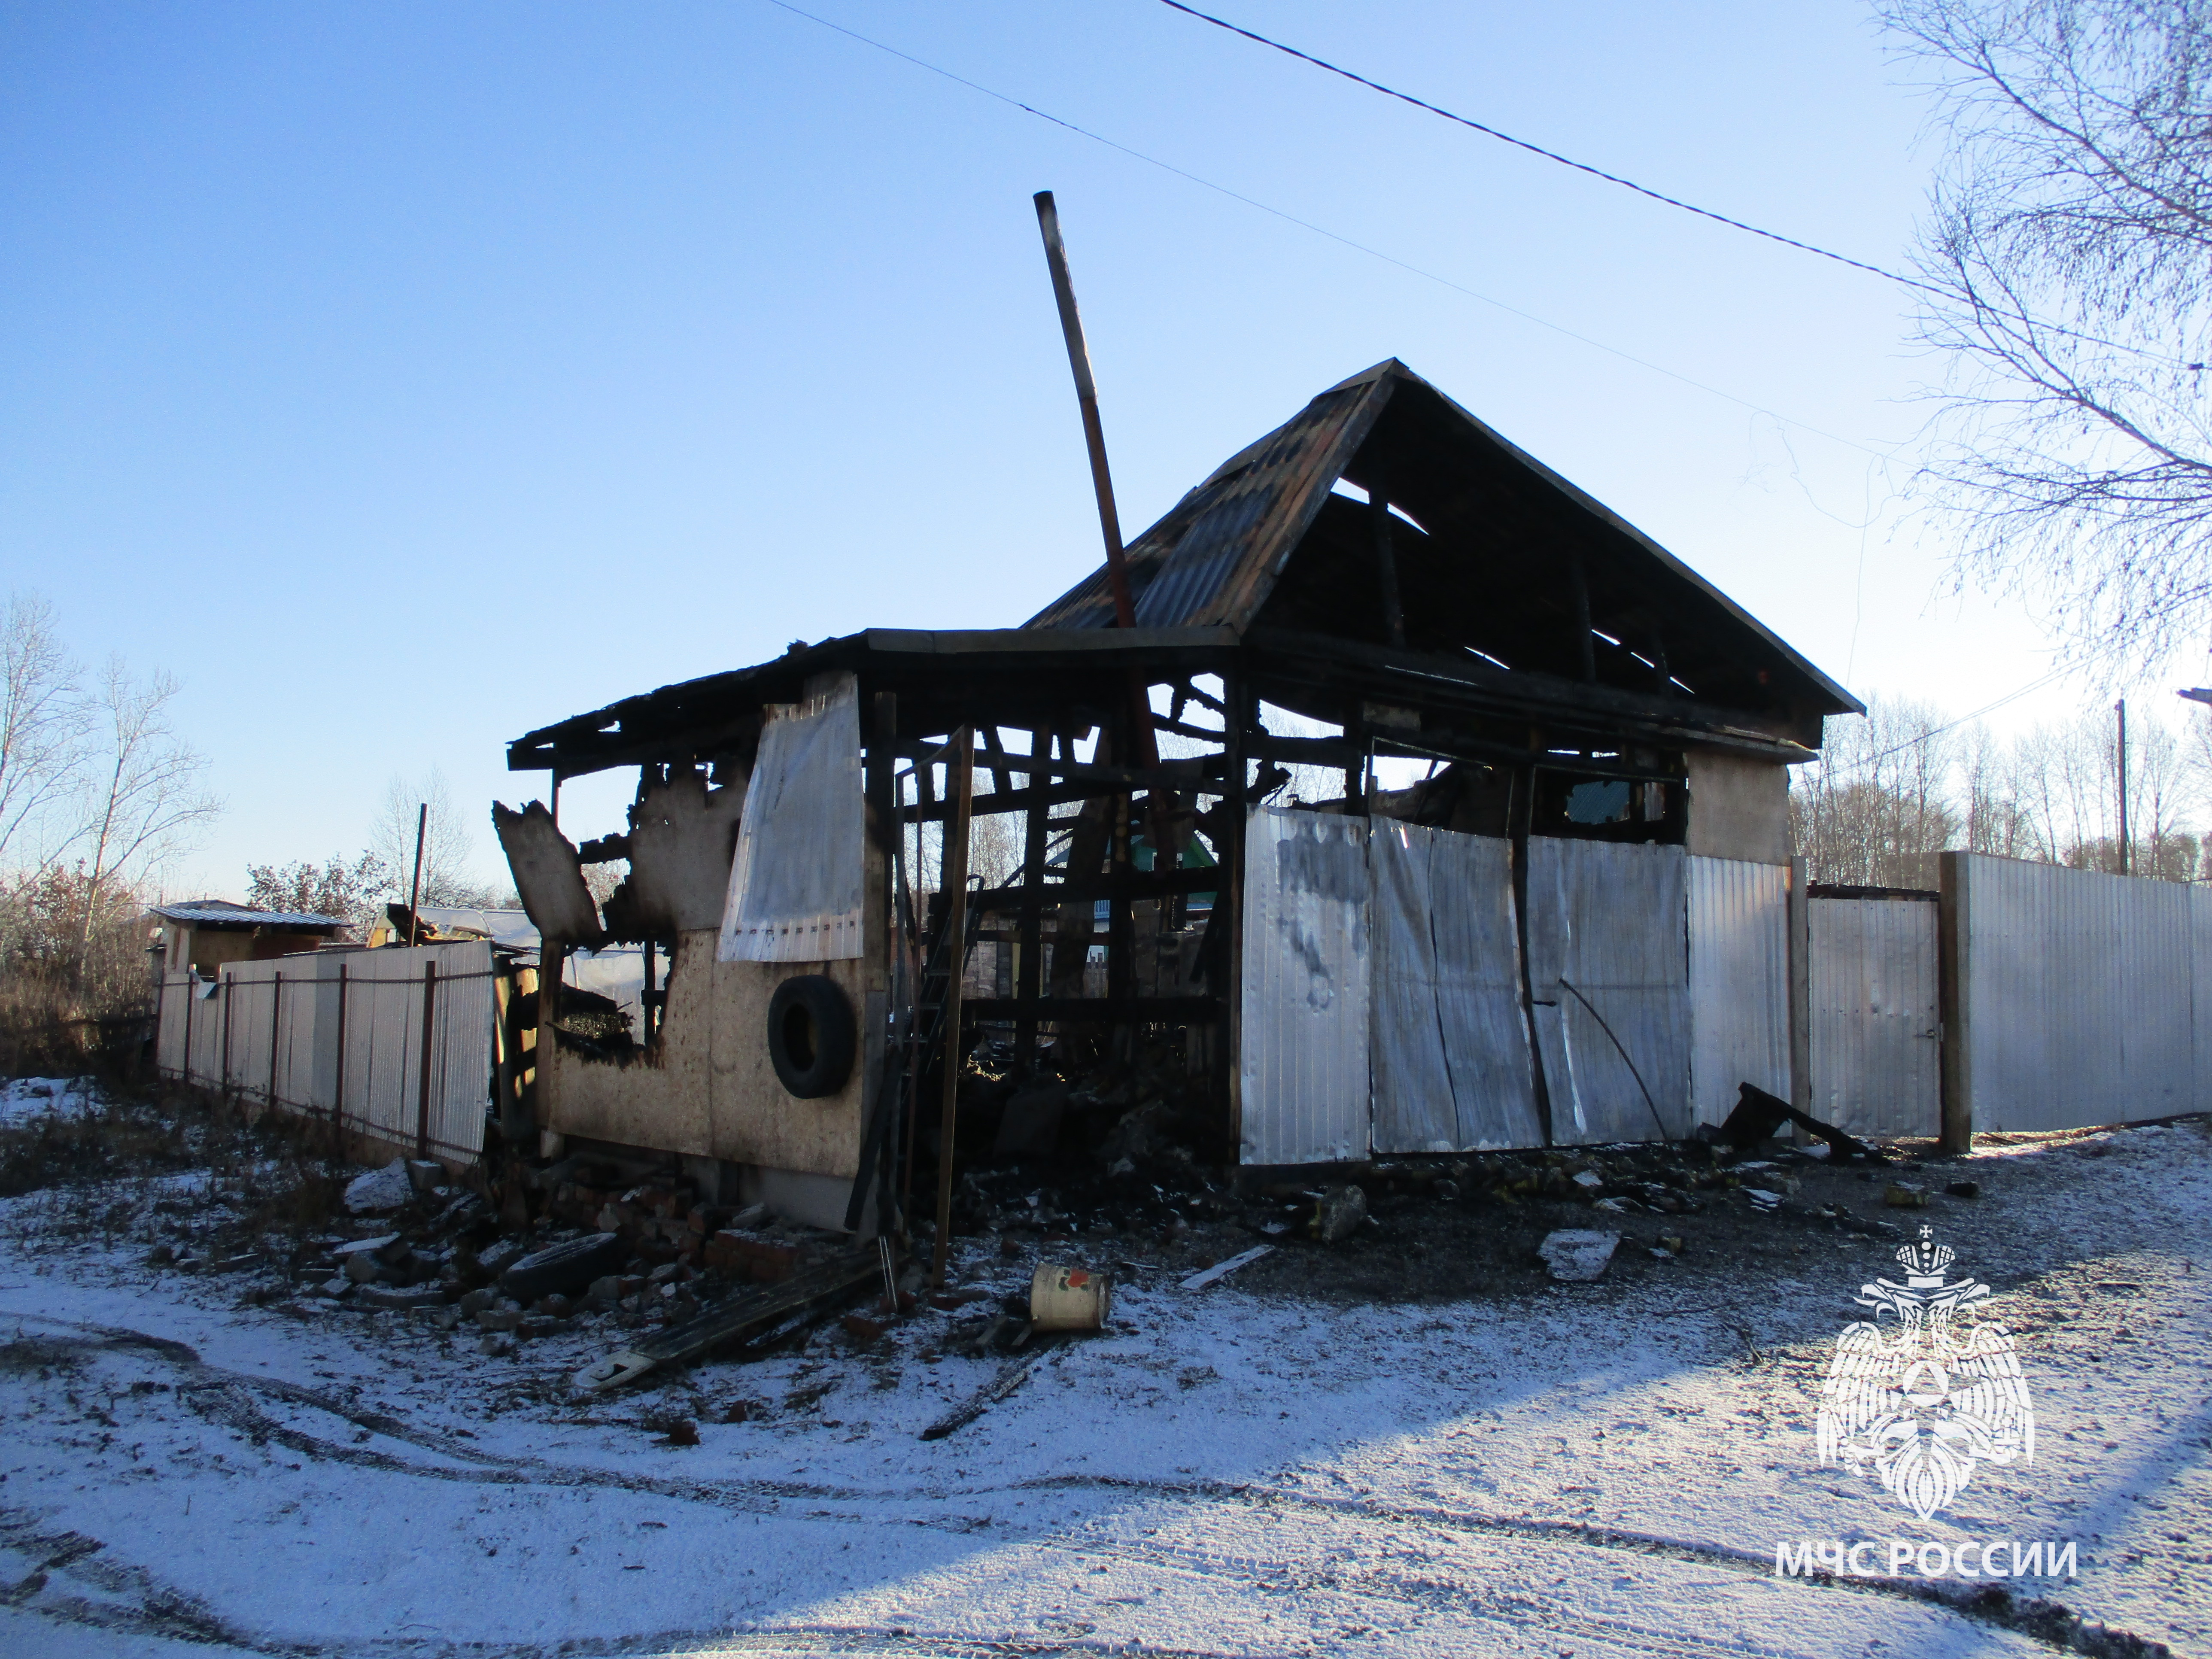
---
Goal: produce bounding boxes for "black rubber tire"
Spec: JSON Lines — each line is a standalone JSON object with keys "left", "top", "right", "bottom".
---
{"left": 767, "top": 974, "right": 857, "bottom": 1099}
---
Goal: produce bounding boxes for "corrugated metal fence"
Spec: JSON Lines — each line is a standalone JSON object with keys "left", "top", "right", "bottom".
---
{"left": 1526, "top": 839, "right": 1691, "bottom": 1146}
{"left": 1241, "top": 811, "right": 1756, "bottom": 1162}
{"left": 1239, "top": 808, "right": 1371, "bottom": 1165}
{"left": 1954, "top": 854, "right": 2196, "bottom": 1132}
{"left": 1687, "top": 856, "right": 1790, "bottom": 1127}
{"left": 155, "top": 942, "right": 498, "bottom": 1162}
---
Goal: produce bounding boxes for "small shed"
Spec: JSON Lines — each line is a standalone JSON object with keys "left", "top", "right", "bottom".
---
{"left": 150, "top": 900, "right": 351, "bottom": 976}
{"left": 497, "top": 360, "right": 1860, "bottom": 1228}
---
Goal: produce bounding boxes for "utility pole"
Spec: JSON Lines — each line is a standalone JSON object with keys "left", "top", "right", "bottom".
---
{"left": 2115, "top": 699, "right": 2129, "bottom": 876}
{"left": 405, "top": 802, "right": 428, "bottom": 946}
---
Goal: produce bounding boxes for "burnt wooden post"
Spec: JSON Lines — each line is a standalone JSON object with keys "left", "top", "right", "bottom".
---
{"left": 332, "top": 962, "right": 349, "bottom": 1132}
{"left": 1369, "top": 461, "right": 1406, "bottom": 649}
{"left": 1013, "top": 728, "right": 1051, "bottom": 1076}
{"left": 1107, "top": 778, "right": 1135, "bottom": 1050}
{"left": 929, "top": 727, "right": 974, "bottom": 1288}
{"left": 1938, "top": 850, "right": 1972, "bottom": 1155}
{"left": 1568, "top": 551, "right": 1596, "bottom": 682}
{"left": 267, "top": 970, "right": 283, "bottom": 1109}
{"left": 533, "top": 942, "right": 565, "bottom": 1154}
{"left": 416, "top": 958, "right": 439, "bottom": 1158}
{"left": 1222, "top": 670, "right": 1251, "bottom": 1151}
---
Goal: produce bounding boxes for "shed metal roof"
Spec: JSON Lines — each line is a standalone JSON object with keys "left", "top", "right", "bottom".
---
{"left": 151, "top": 901, "right": 349, "bottom": 930}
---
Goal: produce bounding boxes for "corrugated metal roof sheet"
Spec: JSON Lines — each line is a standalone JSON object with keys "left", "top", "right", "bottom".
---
{"left": 152, "top": 901, "right": 348, "bottom": 929}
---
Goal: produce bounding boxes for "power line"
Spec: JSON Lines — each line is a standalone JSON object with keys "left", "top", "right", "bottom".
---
{"left": 1156, "top": 0, "right": 1945, "bottom": 300}
{"left": 1157, "top": 0, "right": 2188, "bottom": 370}
{"left": 757, "top": 0, "right": 1901, "bottom": 462}
{"left": 1809, "top": 633, "right": 2142, "bottom": 783}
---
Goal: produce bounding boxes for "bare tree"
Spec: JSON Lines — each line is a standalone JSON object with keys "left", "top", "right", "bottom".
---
{"left": 0, "top": 592, "right": 88, "bottom": 870}
{"left": 1793, "top": 697, "right": 1962, "bottom": 886}
{"left": 245, "top": 853, "right": 392, "bottom": 934}
{"left": 71, "top": 659, "right": 220, "bottom": 947}
{"left": 1880, "top": 0, "right": 2212, "bottom": 659}
{"left": 373, "top": 769, "right": 490, "bottom": 908}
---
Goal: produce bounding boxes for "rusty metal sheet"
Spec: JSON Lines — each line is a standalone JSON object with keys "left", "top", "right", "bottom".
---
{"left": 1525, "top": 838, "right": 1690, "bottom": 1146}
{"left": 1238, "top": 807, "right": 1371, "bottom": 1165}
{"left": 1370, "top": 821, "right": 1541, "bottom": 1152}
{"left": 1687, "top": 857, "right": 1790, "bottom": 1127}
{"left": 1029, "top": 371, "right": 1395, "bottom": 631}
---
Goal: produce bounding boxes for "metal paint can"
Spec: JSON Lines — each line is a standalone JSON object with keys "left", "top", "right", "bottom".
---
{"left": 1029, "top": 1261, "right": 1112, "bottom": 1331}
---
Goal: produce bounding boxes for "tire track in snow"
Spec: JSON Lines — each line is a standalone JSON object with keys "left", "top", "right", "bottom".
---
{"left": 0, "top": 1313, "right": 2169, "bottom": 1659}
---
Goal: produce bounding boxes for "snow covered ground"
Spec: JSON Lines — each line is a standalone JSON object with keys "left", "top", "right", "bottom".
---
{"left": 0, "top": 1104, "right": 2206, "bottom": 1658}
{"left": 0, "top": 1076, "right": 106, "bottom": 1128}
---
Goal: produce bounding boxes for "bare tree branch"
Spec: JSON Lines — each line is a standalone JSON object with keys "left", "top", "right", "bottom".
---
{"left": 1881, "top": 0, "right": 2212, "bottom": 659}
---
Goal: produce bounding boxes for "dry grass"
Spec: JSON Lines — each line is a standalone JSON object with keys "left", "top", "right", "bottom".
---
{"left": 0, "top": 1078, "right": 350, "bottom": 1253}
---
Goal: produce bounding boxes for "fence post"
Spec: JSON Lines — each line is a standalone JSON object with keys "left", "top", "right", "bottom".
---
{"left": 268, "top": 970, "right": 284, "bottom": 1110}
{"left": 416, "top": 959, "right": 438, "bottom": 1159}
{"left": 332, "top": 962, "right": 349, "bottom": 1135}
{"left": 1787, "top": 856, "right": 1812, "bottom": 1118}
{"left": 1938, "top": 850, "right": 1972, "bottom": 1154}
{"left": 180, "top": 974, "right": 194, "bottom": 1089}
{"left": 219, "top": 976, "right": 233, "bottom": 1108}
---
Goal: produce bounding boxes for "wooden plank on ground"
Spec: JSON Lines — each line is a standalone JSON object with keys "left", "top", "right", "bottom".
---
{"left": 570, "top": 1248, "right": 881, "bottom": 1393}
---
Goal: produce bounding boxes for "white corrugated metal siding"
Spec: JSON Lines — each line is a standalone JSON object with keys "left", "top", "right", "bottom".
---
{"left": 719, "top": 673, "right": 864, "bottom": 962}
{"left": 1525, "top": 839, "right": 1690, "bottom": 1146}
{"left": 1963, "top": 855, "right": 2192, "bottom": 1130}
{"left": 1807, "top": 895, "right": 1940, "bottom": 1138}
{"left": 1239, "top": 807, "right": 1371, "bottom": 1164}
{"left": 1686, "top": 857, "right": 1790, "bottom": 1127}
{"left": 1370, "top": 822, "right": 1541, "bottom": 1152}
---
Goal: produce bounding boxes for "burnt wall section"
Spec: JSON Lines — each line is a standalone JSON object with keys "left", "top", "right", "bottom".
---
{"left": 542, "top": 928, "right": 872, "bottom": 1182}
{"left": 600, "top": 769, "right": 748, "bottom": 940}
{"left": 492, "top": 801, "right": 605, "bottom": 947}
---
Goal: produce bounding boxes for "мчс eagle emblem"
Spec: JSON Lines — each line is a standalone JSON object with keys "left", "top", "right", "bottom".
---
{"left": 1815, "top": 1227, "right": 2034, "bottom": 1522}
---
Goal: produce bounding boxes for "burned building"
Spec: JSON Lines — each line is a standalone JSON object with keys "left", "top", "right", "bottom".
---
{"left": 498, "top": 359, "right": 1858, "bottom": 1232}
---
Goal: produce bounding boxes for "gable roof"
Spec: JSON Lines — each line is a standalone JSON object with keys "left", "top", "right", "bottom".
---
{"left": 1026, "top": 359, "right": 1859, "bottom": 719}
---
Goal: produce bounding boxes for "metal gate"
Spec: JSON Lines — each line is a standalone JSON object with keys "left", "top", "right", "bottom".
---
{"left": 1808, "top": 891, "right": 1940, "bottom": 1138}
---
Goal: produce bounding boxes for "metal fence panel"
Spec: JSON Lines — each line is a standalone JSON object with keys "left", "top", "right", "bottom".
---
{"left": 1686, "top": 857, "right": 1790, "bottom": 1127}
{"left": 2116, "top": 874, "right": 2195, "bottom": 1122}
{"left": 1808, "top": 896, "right": 1940, "bottom": 1138}
{"left": 1370, "top": 821, "right": 1541, "bottom": 1152}
{"left": 188, "top": 977, "right": 224, "bottom": 1088}
{"left": 1239, "top": 807, "right": 1371, "bottom": 1165}
{"left": 1525, "top": 838, "right": 1690, "bottom": 1146}
{"left": 155, "top": 974, "right": 192, "bottom": 1082}
{"left": 2194, "top": 887, "right": 2212, "bottom": 1117}
{"left": 1963, "top": 854, "right": 2192, "bottom": 1131}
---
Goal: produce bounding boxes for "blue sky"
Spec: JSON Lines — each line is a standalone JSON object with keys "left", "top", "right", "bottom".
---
{"left": 0, "top": 1, "right": 2154, "bottom": 893}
